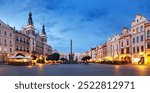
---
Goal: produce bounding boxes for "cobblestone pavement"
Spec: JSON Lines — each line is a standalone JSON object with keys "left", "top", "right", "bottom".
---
{"left": 0, "top": 63, "right": 150, "bottom": 76}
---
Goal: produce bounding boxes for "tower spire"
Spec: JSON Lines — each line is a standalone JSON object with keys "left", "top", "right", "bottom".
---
{"left": 42, "top": 17, "right": 46, "bottom": 35}
{"left": 42, "top": 24, "right": 46, "bottom": 35}
{"left": 28, "top": 11, "right": 34, "bottom": 26}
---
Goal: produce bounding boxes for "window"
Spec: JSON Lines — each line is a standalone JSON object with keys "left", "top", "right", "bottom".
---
{"left": 24, "top": 38, "right": 26, "bottom": 43}
{"left": 137, "top": 19, "right": 139, "bottom": 22}
{"left": 20, "top": 37, "right": 22, "bottom": 42}
{"left": 121, "top": 49, "right": 124, "bottom": 54}
{"left": 10, "top": 40, "right": 12, "bottom": 46}
{"left": 4, "top": 39, "right": 7, "bottom": 46}
{"left": 137, "top": 46, "right": 139, "bottom": 52}
{"left": 133, "top": 38, "right": 135, "bottom": 43}
{"left": 127, "top": 40, "right": 129, "bottom": 45}
{"left": 141, "top": 46, "right": 144, "bottom": 52}
{"left": 33, "top": 40, "right": 34, "bottom": 45}
{"left": 121, "top": 42, "right": 123, "bottom": 47}
{"left": 133, "top": 47, "right": 135, "bottom": 53}
{"left": 24, "top": 47, "right": 25, "bottom": 51}
{"left": 10, "top": 33, "right": 12, "bottom": 37}
{"left": 20, "top": 46, "right": 22, "bottom": 51}
{"left": 116, "top": 45, "right": 118, "bottom": 50}
{"left": 141, "top": 26, "right": 144, "bottom": 31}
{"left": 4, "top": 31, "right": 6, "bottom": 35}
{"left": 137, "top": 36, "right": 139, "bottom": 43}
{"left": 32, "top": 30, "right": 35, "bottom": 35}
{"left": 16, "top": 36, "right": 18, "bottom": 41}
{"left": 10, "top": 48, "right": 12, "bottom": 53}
{"left": 0, "top": 30, "right": 1, "bottom": 35}
{"left": 27, "top": 30, "right": 29, "bottom": 34}
{"left": 16, "top": 46, "right": 19, "bottom": 50}
{"left": 141, "top": 35, "right": 143, "bottom": 41}
{"left": 147, "top": 30, "right": 150, "bottom": 38}
{"left": 27, "top": 40, "right": 29, "bottom": 44}
{"left": 147, "top": 42, "right": 150, "bottom": 49}
{"left": 126, "top": 47, "right": 130, "bottom": 53}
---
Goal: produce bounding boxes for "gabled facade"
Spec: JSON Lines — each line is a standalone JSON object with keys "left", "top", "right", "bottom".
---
{"left": 119, "top": 27, "right": 131, "bottom": 62}
{"left": 130, "top": 14, "right": 147, "bottom": 63}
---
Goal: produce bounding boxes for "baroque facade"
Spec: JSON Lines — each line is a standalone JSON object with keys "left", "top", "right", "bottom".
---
{"left": 86, "top": 14, "right": 150, "bottom": 64}
{"left": 0, "top": 12, "right": 52, "bottom": 61}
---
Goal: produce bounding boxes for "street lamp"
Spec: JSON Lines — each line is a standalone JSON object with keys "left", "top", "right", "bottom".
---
{"left": 140, "top": 52, "right": 144, "bottom": 56}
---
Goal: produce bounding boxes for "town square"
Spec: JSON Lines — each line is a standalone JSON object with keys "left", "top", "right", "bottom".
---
{"left": 0, "top": 0, "right": 150, "bottom": 76}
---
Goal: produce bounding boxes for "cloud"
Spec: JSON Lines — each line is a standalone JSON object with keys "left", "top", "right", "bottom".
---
{"left": 81, "top": 7, "right": 109, "bottom": 21}
{"left": 48, "top": 34, "right": 62, "bottom": 41}
{"left": 1, "top": 0, "right": 150, "bottom": 53}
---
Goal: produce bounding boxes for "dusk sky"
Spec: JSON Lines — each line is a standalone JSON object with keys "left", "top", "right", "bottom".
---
{"left": 0, "top": 0, "right": 150, "bottom": 53}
